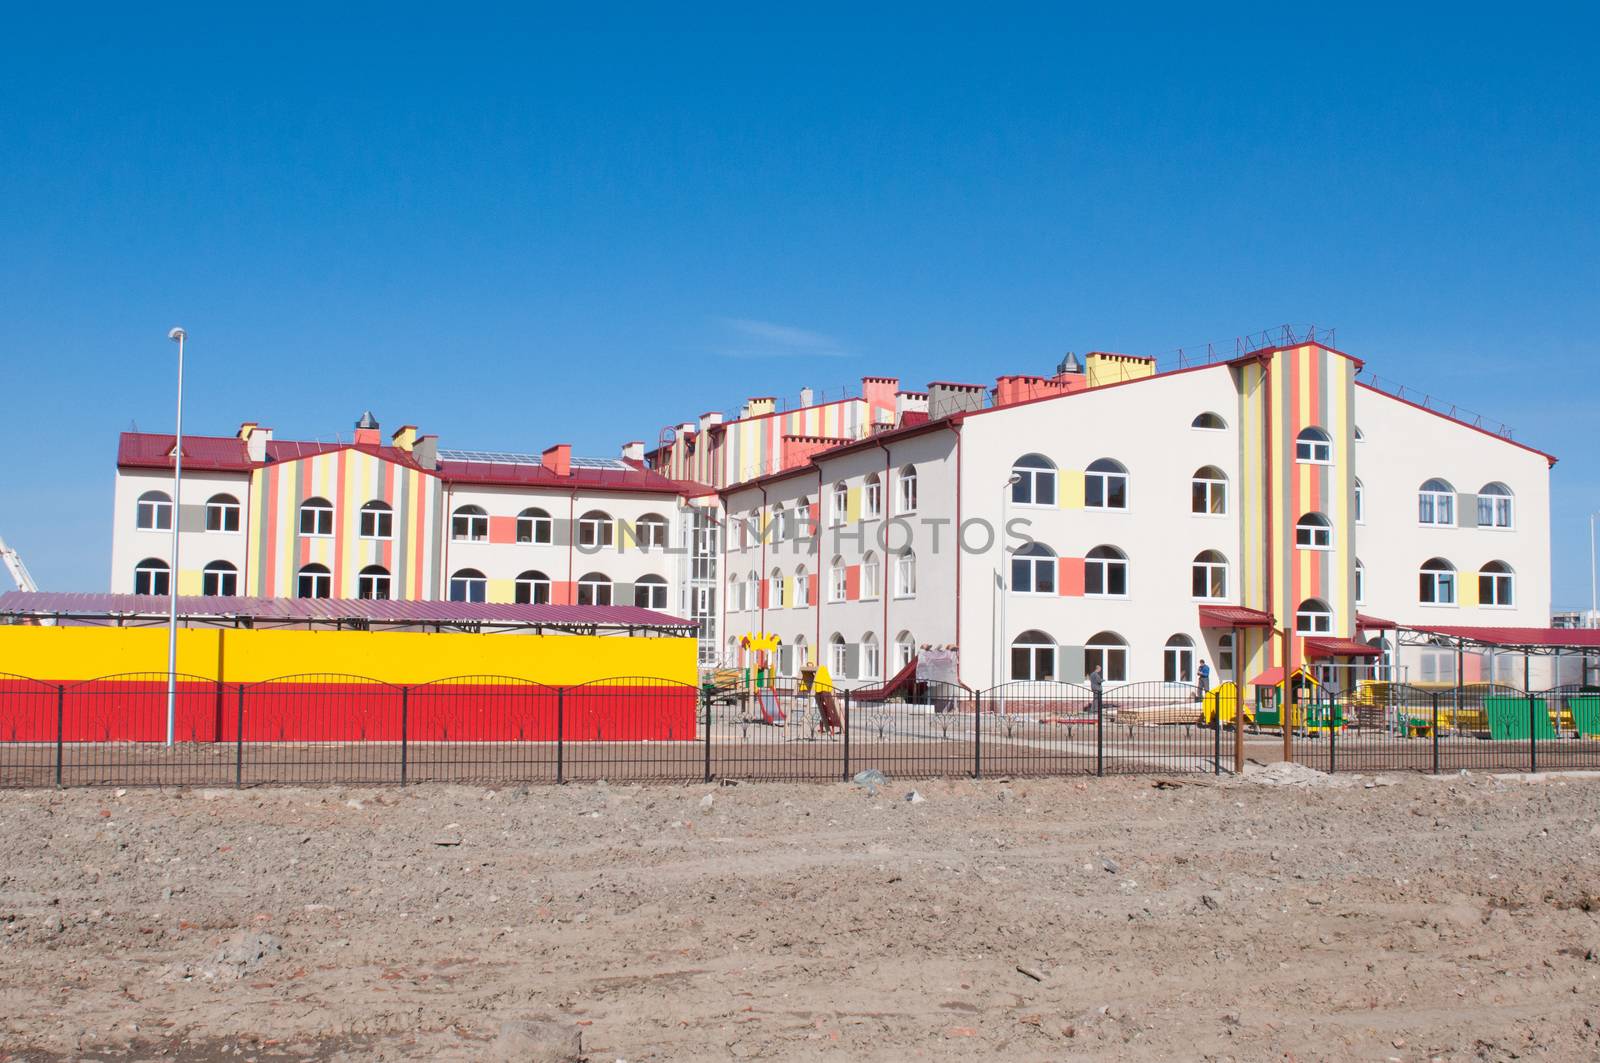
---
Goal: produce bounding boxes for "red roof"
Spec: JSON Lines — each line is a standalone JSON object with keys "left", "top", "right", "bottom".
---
{"left": 435, "top": 459, "right": 687, "bottom": 494}
{"left": 1356, "top": 612, "right": 1397, "bottom": 631}
{"left": 1303, "top": 637, "right": 1382, "bottom": 658}
{"left": 1403, "top": 625, "right": 1600, "bottom": 651}
{"left": 1198, "top": 605, "right": 1274, "bottom": 629}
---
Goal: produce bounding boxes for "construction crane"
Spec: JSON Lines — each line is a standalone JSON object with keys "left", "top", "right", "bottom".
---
{"left": 0, "top": 535, "right": 39, "bottom": 593}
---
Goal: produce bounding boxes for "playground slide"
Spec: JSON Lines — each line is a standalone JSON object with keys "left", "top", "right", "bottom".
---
{"left": 848, "top": 657, "right": 921, "bottom": 702}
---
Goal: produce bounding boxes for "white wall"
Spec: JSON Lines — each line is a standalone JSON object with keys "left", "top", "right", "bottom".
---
{"left": 110, "top": 468, "right": 252, "bottom": 593}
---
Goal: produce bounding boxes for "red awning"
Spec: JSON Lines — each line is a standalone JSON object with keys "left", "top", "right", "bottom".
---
{"left": 1303, "top": 637, "right": 1382, "bottom": 658}
{"left": 1249, "top": 667, "right": 1284, "bottom": 685}
{"left": 1199, "top": 605, "right": 1274, "bottom": 629}
{"left": 1356, "top": 612, "right": 1397, "bottom": 631}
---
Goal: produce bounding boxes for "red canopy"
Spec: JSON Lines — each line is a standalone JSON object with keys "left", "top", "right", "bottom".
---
{"left": 1198, "top": 605, "right": 1274, "bottom": 629}
{"left": 1303, "top": 637, "right": 1382, "bottom": 659}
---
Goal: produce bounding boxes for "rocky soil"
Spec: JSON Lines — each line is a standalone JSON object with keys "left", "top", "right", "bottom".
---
{"left": 1, "top": 767, "right": 1598, "bottom": 1061}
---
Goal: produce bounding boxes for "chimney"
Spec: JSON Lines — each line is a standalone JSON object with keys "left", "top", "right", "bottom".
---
{"left": 798, "top": 386, "right": 814, "bottom": 407}
{"left": 412, "top": 434, "right": 438, "bottom": 470}
{"left": 698, "top": 411, "right": 724, "bottom": 432}
{"left": 354, "top": 410, "right": 381, "bottom": 446}
{"left": 541, "top": 443, "right": 571, "bottom": 477}
{"left": 895, "top": 390, "right": 929, "bottom": 420}
{"left": 621, "top": 441, "right": 645, "bottom": 462}
{"left": 745, "top": 396, "right": 776, "bottom": 418}
{"left": 240, "top": 423, "right": 272, "bottom": 463}
{"left": 1084, "top": 352, "right": 1156, "bottom": 388}
{"left": 390, "top": 425, "right": 418, "bottom": 452}
{"left": 1057, "top": 351, "right": 1084, "bottom": 377}
{"left": 926, "top": 381, "right": 986, "bottom": 419}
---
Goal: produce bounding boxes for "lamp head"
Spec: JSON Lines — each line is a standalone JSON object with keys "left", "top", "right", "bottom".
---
{"left": 168, "top": 327, "right": 186, "bottom": 342}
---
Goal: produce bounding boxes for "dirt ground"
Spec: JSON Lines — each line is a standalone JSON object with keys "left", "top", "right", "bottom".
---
{"left": 1, "top": 767, "right": 1598, "bottom": 1062}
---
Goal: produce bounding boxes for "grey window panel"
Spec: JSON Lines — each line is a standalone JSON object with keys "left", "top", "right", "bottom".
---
{"left": 178, "top": 504, "right": 208, "bottom": 533}
{"left": 1059, "top": 646, "right": 1087, "bottom": 684}
{"left": 843, "top": 644, "right": 861, "bottom": 680}
{"left": 612, "top": 581, "right": 634, "bottom": 608}
{"left": 1456, "top": 493, "right": 1478, "bottom": 529}
{"left": 549, "top": 519, "right": 572, "bottom": 547}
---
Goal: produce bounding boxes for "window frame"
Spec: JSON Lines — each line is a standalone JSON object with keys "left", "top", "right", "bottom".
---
{"left": 133, "top": 558, "right": 170, "bottom": 596}
{"left": 201, "top": 560, "right": 238, "bottom": 597}
{"left": 635, "top": 514, "right": 669, "bottom": 549}
{"left": 205, "top": 493, "right": 241, "bottom": 533}
{"left": 576, "top": 572, "right": 612, "bottom": 607}
{"left": 1418, "top": 558, "right": 1457, "bottom": 606}
{"left": 860, "top": 551, "right": 881, "bottom": 600}
{"left": 1294, "top": 599, "right": 1332, "bottom": 634}
{"left": 577, "top": 510, "right": 614, "bottom": 549}
{"left": 1084, "top": 458, "right": 1129, "bottom": 510}
{"left": 1163, "top": 635, "right": 1195, "bottom": 684}
{"left": 1011, "top": 542, "right": 1057, "bottom": 595}
{"left": 1478, "top": 561, "right": 1514, "bottom": 607}
{"left": 1190, "top": 467, "right": 1227, "bottom": 516}
{"left": 1191, "top": 550, "right": 1227, "bottom": 600}
{"left": 635, "top": 575, "right": 669, "bottom": 610}
{"left": 1010, "top": 454, "right": 1058, "bottom": 507}
{"left": 1295, "top": 513, "right": 1332, "bottom": 550}
{"left": 830, "top": 482, "right": 848, "bottom": 527}
{"left": 893, "top": 551, "right": 917, "bottom": 599}
{"left": 515, "top": 570, "right": 552, "bottom": 605}
{"left": 1477, "top": 483, "right": 1514, "bottom": 529}
{"left": 1417, "top": 479, "right": 1456, "bottom": 527}
{"left": 864, "top": 475, "right": 883, "bottom": 519}
{"left": 517, "top": 508, "right": 554, "bottom": 545}
{"left": 359, "top": 500, "right": 393, "bottom": 541}
{"left": 357, "top": 564, "right": 392, "bottom": 600}
{"left": 136, "top": 490, "right": 173, "bottom": 531}
{"left": 448, "top": 568, "right": 488, "bottom": 603}
{"left": 1295, "top": 427, "right": 1332, "bottom": 464}
{"left": 296, "top": 563, "right": 332, "bottom": 600}
{"left": 299, "top": 497, "right": 335, "bottom": 538}
{"left": 896, "top": 465, "right": 918, "bottom": 515}
{"left": 1085, "top": 632, "right": 1128, "bottom": 682}
{"left": 1084, "top": 545, "right": 1129, "bottom": 597}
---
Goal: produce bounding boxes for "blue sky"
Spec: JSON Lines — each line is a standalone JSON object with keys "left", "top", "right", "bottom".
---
{"left": 2, "top": 6, "right": 1596, "bottom": 605}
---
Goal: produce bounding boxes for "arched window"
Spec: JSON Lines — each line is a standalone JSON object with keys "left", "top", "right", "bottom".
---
{"left": 134, "top": 558, "right": 170, "bottom": 595}
{"left": 1295, "top": 512, "right": 1332, "bottom": 549}
{"left": 746, "top": 569, "right": 758, "bottom": 611}
{"left": 1191, "top": 466, "right": 1227, "bottom": 515}
{"left": 517, "top": 507, "right": 553, "bottom": 545}
{"left": 772, "top": 504, "right": 792, "bottom": 543}
{"left": 1010, "top": 630, "right": 1057, "bottom": 682}
{"left": 1191, "top": 550, "right": 1227, "bottom": 600}
{"left": 1355, "top": 559, "right": 1366, "bottom": 605}
{"left": 861, "top": 550, "right": 881, "bottom": 599}
{"left": 359, "top": 500, "right": 393, "bottom": 540}
{"left": 1418, "top": 479, "right": 1455, "bottom": 526}
{"left": 451, "top": 504, "right": 488, "bottom": 542}
{"left": 136, "top": 490, "right": 173, "bottom": 531}
{"left": 1354, "top": 425, "right": 1365, "bottom": 441}
{"left": 860, "top": 632, "right": 881, "bottom": 680}
{"left": 635, "top": 513, "right": 669, "bottom": 549}
{"left": 1217, "top": 632, "right": 1235, "bottom": 674}
{"left": 896, "top": 465, "right": 918, "bottom": 514}
{"left": 299, "top": 497, "right": 334, "bottom": 537}
{"left": 794, "top": 563, "right": 810, "bottom": 608}
{"left": 1163, "top": 634, "right": 1195, "bottom": 683}
{"left": 577, "top": 572, "right": 612, "bottom": 606}
{"left": 894, "top": 550, "right": 917, "bottom": 598}
{"left": 205, "top": 493, "right": 241, "bottom": 533}
{"left": 1011, "top": 541, "right": 1057, "bottom": 594}
{"left": 515, "top": 569, "right": 551, "bottom": 605}
{"left": 793, "top": 634, "right": 810, "bottom": 671}
{"left": 1478, "top": 482, "right": 1513, "bottom": 528}
{"left": 297, "top": 562, "right": 331, "bottom": 599}
{"left": 829, "top": 633, "right": 849, "bottom": 678}
{"left": 1084, "top": 545, "right": 1128, "bottom": 596}
{"left": 894, "top": 630, "right": 916, "bottom": 672}
{"left": 1294, "top": 598, "right": 1332, "bottom": 634}
{"left": 864, "top": 474, "right": 883, "bottom": 519}
{"left": 357, "top": 563, "right": 391, "bottom": 600}
{"left": 1191, "top": 412, "right": 1227, "bottom": 430}
{"left": 796, "top": 496, "right": 813, "bottom": 538}
{"left": 577, "top": 510, "right": 613, "bottom": 548}
{"left": 635, "top": 574, "right": 668, "bottom": 610}
{"left": 830, "top": 481, "right": 848, "bottom": 526}
{"left": 1479, "top": 561, "right": 1514, "bottom": 606}
{"left": 202, "top": 560, "right": 238, "bottom": 597}
{"left": 1085, "top": 631, "right": 1128, "bottom": 681}
{"left": 769, "top": 567, "right": 786, "bottom": 608}
{"left": 1295, "top": 427, "right": 1332, "bottom": 464}
{"left": 1010, "top": 453, "right": 1057, "bottom": 506}
{"left": 1084, "top": 458, "right": 1128, "bottom": 509}
{"left": 1354, "top": 478, "right": 1365, "bottom": 523}
{"left": 727, "top": 574, "right": 743, "bottom": 612}
{"left": 829, "top": 555, "right": 847, "bottom": 603}
{"left": 448, "top": 567, "right": 487, "bottom": 603}
{"left": 1419, "top": 558, "right": 1456, "bottom": 605}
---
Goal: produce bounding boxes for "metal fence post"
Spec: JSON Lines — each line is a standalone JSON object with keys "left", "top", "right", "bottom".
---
{"left": 1213, "top": 691, "right": 1221, "bottom": 775}
{"left": 702, "top": 686, "right": 712, "bottom": 784}
{"left": 399, "top": 687, "right": 409, "bottom": 786}
{"left": 1431, "top": 692, "right": 1440, "bottom": 775}
{"left": 1095, "top": 689, "right": 1104, "bottom": 777}
{"left": 1327, "top": 688, "right": 1336, "bottom": 774}
{"left": 234, "top": 685, "right": 244, "bottom": 789}
{"left": 972, "top": 688, "right": 982, "bottom": 779}
{"left": 54, "top": 685, "right": 64, "bottom": 788}
{"left": 842, "top": 688, "right": 851, "bottom": 781}
{"left": 556, "top": 688, "right": 566, "bottom": 785}
{"left": 1528, "top": 692, "right": 1537, "bottom": 775}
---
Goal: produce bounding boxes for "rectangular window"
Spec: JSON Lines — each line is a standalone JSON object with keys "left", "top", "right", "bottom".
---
{"left": 865, "top": 480, "right": 882, "bottom": 518}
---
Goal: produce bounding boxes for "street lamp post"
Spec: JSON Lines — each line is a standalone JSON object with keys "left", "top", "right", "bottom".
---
{"left": 1589, "top": 511, "right": 1598, "bottom": 626}
{"left": 166, "top": 327, "right": 186, "bottom": 747}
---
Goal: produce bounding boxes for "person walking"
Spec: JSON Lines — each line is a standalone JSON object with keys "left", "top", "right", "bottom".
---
{"left": 1196, "top": 660, "right": 1211, "bottom": 702}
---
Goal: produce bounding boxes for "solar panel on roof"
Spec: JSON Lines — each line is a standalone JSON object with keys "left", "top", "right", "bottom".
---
{"left": 437, "top": 449, "right": 543, "bottom": 466}
{"left": 570, "top": 456, "right": 628, "bottom": 469}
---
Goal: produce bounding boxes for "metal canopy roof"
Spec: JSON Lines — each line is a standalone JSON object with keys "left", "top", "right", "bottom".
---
{"left": 1397, "top": 624, "right": 1600, "bottom": 655}
{"left": 1198, "top": 605, "right": 1274, "bottom": 629}
{"left": 0, "top": 592, "right": 696, "bottom": 635}
{"left": 1303, "top": 636, "right": 1382, "bottom": 659}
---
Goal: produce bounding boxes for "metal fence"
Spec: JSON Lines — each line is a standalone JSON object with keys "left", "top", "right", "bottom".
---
{"left": 0, "top": 672, "right": 1241, "bottom": 788}
{"left": 1291, "top": 683, "right": 1600, "bottom": 775}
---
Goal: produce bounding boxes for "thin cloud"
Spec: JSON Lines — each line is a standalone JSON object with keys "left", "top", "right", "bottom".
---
{"left": 714, "top": 317, "right": 855, "bottom": 359}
